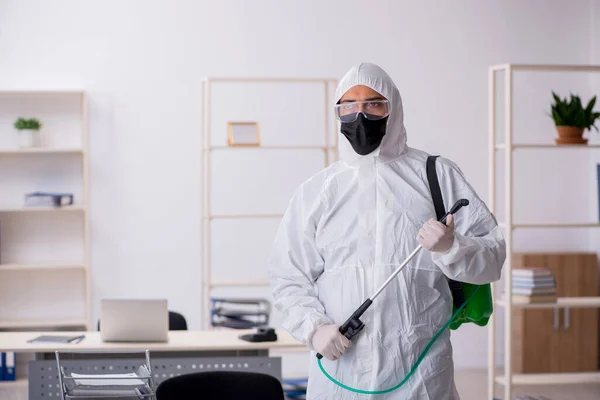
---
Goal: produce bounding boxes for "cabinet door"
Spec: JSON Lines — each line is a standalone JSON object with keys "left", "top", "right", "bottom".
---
{"left": 558, "top": 307, "right": 598, "bottom": 372}
{"left": 555, "top": 253, "right": 599, "bottom": 371}
{"left": 513, "top": 308, "right": 561, "bottom": 373}
{"left": 512, "top": 253, "right": 562, "bottom": 373}
{"left": 512, "top": 252, "right": 599, "bottom": 373}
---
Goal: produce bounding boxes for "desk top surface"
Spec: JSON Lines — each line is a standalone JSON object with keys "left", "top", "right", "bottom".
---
{"left": 0, "top": 329, "right": 304, "bottom": 353}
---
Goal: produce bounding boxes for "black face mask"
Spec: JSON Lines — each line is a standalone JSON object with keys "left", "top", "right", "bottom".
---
{"left": 340, "top": 113, "right": 388, "bottom": 156}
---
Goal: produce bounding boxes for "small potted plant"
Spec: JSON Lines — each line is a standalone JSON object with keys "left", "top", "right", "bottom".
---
{"left": 13, "top": 117, "right": 42, "bottom": 148}
{"left": 550, "top": 91, "right": 600, "bottom": 145}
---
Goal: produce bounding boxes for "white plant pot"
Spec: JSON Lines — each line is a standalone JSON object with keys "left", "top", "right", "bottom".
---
{"left": 18, "top": 129, "right": 37, "bottom": 148}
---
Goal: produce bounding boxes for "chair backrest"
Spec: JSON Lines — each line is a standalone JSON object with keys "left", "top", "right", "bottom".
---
{"left": 97, "top": 311, "right": 188, "bottom": 331}
{"left": 156, "top": 371, "right": 284, "bottom": 400}
{"left": 167, "top": 311, "right": 187, "bottom": 330}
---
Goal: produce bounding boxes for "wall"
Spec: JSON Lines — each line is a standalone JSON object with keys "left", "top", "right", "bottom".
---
{"left": 0, "top": 0, "right": 597, "bottom": 378}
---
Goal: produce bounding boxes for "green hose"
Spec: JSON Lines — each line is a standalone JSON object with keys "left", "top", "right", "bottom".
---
{"left": 318, "top": 286, "right": 480, "bottom": 395}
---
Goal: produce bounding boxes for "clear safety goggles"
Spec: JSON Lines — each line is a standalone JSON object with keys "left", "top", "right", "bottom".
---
{"left": 334, "top": 99, "right": 390, "bottom": 123}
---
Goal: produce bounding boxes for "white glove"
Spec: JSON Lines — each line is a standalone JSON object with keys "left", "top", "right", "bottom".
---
{"left": 311, "top": 324, "right": 352, "bottom": 361}
{"left": 417, "top": 214, "right": 455, "bottom": 253}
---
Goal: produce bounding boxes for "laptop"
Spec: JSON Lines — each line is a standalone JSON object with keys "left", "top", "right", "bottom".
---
{"left": 100, "top": 299, "right": 169, "bottom": 342}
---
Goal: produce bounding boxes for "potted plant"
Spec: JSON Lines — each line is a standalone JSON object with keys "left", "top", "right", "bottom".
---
{"left": 550, "top": 91, "right": 600, "bottom": 144}
{"left": 13, "top": 117, "right": 42, "bottom": 148}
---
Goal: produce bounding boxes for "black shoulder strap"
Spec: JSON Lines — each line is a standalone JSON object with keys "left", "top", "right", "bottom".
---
{"left": 425, "top": 155, "right": 465, "bottom": 310}
{"left": 426, "top": 156, "right": 445, "bottom": 220}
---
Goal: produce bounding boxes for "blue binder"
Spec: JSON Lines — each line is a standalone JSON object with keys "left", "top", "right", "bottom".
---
{"left": 0, "top": 352, "right": 4, "bottom": 381}
{"left": 4, "top": 352, "right": 15, "bottom": 381}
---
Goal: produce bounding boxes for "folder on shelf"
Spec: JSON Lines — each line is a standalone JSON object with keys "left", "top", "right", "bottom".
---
{"left": 24, "top": 192, "right": 74, "bottom": 208}
{"left": 4, "top": 352, "right": 15, "bottom": 381}
{"left": 210, "top": 298, "right": 271, "bottom": 329}
{"left": 0, "top": 352, "right": 4, "bottom": 381}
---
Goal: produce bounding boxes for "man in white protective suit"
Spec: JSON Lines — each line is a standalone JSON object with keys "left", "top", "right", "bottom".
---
{"left": 268, "top": 62, "right": 506, "bottom": 399}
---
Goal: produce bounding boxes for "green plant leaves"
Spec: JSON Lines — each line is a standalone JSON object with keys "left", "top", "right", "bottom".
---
{"left": 549, "top": 92, "right": 600, "bottom": 132}
{"left": 13, "top": 118, "right": 42, "bottom": 130}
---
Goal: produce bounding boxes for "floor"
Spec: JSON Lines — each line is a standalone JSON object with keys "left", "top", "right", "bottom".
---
{"left": 281, "top": 369, "right": 600, "bottom": 399}
{"left": 454, "top": 369, "right": 600, "bottom": 400}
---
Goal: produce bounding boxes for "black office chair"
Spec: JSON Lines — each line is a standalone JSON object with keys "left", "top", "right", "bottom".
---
{"left": 155, "top": 371, "right": 285, "bottom": 400}
{"left": 166, "top": 311, "right": 187, "bottom": 330}
{"left": 97, "top": 311, "right": 188, "bottom": 331}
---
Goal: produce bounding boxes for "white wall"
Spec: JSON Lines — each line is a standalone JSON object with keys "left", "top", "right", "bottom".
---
{"left": 0, "top": 0, "right": 598, "bottom": 378}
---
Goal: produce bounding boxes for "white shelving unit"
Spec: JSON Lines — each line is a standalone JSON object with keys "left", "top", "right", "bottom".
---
{"left": 200, "top": 77, "right": 339, "bottom": 329}
{"left": 0, "top": 90, "right": 91, "bottom": 332}
{"left": 487, "top": 64, "right": 600, "bottom": 399}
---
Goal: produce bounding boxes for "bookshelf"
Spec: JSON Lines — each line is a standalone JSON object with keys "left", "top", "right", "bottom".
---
{"left": 0, "top": 90, "right": 91, "bottom": 333}
{"left": 200, "top": 77, "right": 339, "bottom": 330}
{"left": 487, "top": 64, "right": 600, "bottom": 399}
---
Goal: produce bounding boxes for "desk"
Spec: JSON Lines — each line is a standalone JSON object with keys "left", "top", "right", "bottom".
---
{"left": 0, "top": 329, "right": 304, "bottom": 400}
{"left": 0, "top": 329, "right": 303, "bottom": 353}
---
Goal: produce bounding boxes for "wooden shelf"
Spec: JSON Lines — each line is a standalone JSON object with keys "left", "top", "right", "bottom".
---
{"left": 490, "top": 64, "right": 600, "bottom": 72}
{"left": 0, "top": 90, "right": 84, "bottom": 95}
{"left": 0, "top": 205, "right": 85, "bottom": 213}
{"left": 495, "top": 372, "right": 600, "bottom": 385}
{"left": 0, "top": 378, "right": 28, "bottom": 389}
{"left": 0, "top": 147, "right": 83, "bottom": 155}
{"left": 500, "top": 222, "right": 600, "bottom": 229}
{"left": 496, "top": 143, "right": 600, "bottom": 150}
{"left": 209, "top": 280, "right": 270, "bottom": 288}
{"left": 0, "top": 318, "right": 87, "bottom": 329}
{"left": 203, "top": 77, "right": 337, "bottom": 83}
{"left": 208, "top": 214, "right": 284, "bottom": 220}
{"left": 0, "top": 262, "right": 85, "bottom": 271}
{"left": 208, "top": 145, "right": 332, "bottom": 151}
{"left": 496, "top": 296, "right": 600, "bottom": 309}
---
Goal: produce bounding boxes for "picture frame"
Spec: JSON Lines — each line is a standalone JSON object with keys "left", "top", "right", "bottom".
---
{"left": 227, "top": 122, "right": 261, "bottom": 147}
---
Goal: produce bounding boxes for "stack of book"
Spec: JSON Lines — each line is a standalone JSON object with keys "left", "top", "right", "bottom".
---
{"left": 511, "top": 267, "right": 557, "bottom": 303}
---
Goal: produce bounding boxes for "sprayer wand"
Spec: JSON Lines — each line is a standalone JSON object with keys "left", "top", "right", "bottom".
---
{"left": 316, "top": 198, "right": 469, "bottom": 360}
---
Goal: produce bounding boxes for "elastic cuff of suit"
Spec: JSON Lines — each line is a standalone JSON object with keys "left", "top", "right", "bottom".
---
{"left": 431, "top": 234, "right": 461, "bottom": 264}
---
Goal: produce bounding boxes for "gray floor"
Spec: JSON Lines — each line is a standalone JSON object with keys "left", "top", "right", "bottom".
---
{"left": 455, "top": 369, "right": 600, "bottom": 400}
{"left": 280, "top": 369, "right": 600, "bottom": 399}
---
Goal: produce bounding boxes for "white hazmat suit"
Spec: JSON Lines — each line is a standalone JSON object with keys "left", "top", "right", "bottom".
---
{"left": 268, "top": 63, "right": 506, "bottom": 399}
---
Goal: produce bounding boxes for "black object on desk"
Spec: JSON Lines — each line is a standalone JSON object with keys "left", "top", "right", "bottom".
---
{"left": 239, "top": 327, "right": 277, "bottom": 343}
